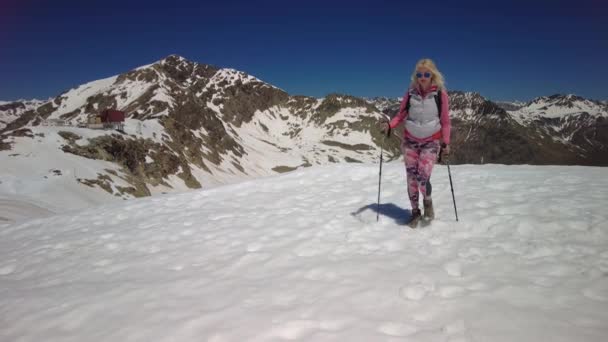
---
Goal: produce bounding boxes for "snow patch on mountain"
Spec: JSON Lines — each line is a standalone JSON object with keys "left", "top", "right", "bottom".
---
{"left": 51, "top": 76, "right": 119, "bottom": 119}
{"left": 519, "top": 94, "right": 606, "bottom": 119}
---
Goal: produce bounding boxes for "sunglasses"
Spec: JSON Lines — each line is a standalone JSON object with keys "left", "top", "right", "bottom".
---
{"left": 416, "top": 72, "right": 432, "bottom": 79}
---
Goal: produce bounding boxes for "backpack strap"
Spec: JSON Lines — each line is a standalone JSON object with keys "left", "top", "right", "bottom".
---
{"left": 434, "top": 90, "right": 442, "bottom": 118}
{"left": 405, "top": 89, "right": 413, "bottom": 113}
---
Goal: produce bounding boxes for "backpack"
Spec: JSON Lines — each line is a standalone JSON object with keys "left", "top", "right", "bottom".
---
{"left": 405, "top": 89, "right": 442, "bottom": 117}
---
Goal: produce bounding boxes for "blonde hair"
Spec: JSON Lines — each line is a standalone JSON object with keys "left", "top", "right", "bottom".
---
{"left": 410, "top": 58, "right": 446, "bottom": 90}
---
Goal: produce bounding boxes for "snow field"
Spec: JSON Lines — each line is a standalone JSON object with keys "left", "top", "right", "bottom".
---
{"left": 0, "top": 163, "right": 607, "bottom": 341}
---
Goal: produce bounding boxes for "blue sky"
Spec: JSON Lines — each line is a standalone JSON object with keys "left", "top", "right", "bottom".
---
{"left": 1, "top": 0, "right": 606, "bottom": 102}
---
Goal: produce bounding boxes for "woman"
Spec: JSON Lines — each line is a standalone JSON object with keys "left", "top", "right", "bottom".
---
{"left": 381, "top": 58, "right": 451, "bottom": 228}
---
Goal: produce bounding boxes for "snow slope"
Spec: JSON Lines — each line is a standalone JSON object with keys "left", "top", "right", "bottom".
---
{"left": 0, "top": 125, "right": 149, "bottom": 221}
{"left": 1, "top": 163, "right": 607, "bottom": 341}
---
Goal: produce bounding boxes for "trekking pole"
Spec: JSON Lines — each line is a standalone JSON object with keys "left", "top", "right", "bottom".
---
{"left": 445, "top": 156, "right": 459, "bottom": 222}
{"left": 376, "top": 127, "right": 391, "bottom": 222}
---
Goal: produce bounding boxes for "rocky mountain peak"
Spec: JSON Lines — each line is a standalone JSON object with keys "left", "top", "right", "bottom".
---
{"left": 160, "top": 54, "right": 188, "bottom": 64}
{"left": 447, "top": 91, "right": 509, "bottom": 119}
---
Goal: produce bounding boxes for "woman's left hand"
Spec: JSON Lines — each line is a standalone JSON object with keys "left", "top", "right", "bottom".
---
{"left": 441, "top": 144, "right": 450, "bottom": 159}
{"left": 379, "top": 121, "right": 390, "bottom": 135}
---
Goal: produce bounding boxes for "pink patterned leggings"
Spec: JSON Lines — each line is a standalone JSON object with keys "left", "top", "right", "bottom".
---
{"left": 401, "top": 137, "right": 440, "bottom": 210}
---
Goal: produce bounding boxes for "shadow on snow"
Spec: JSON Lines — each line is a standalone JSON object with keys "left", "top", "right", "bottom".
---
{"left": 351, "top": 203, "right": 413, "bottom": 225}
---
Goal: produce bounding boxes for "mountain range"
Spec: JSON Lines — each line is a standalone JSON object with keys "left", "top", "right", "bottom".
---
{"left": 374, "top": 92, "right": 608, "bottom": 165}
{"left": 1, "top": 54, "right": 606, "bottom": 207}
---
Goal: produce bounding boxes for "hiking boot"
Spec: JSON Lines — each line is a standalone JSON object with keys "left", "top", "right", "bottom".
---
{"left": 423, "top": 199, "right": 434, "bottom": 220}
{"left": 408, "top": 209, "right": 422, "bottom": 228}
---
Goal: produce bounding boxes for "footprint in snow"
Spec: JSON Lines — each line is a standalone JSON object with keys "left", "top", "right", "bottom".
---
{"left": 303, "top": 268, "right": 338, "bottom": 282}
{"left": 400, "top": 285, "right": 428, "bottom": 300}
{"left": 439, "top": 286, "right": 466, "bottom": 298}
{"left": 443, "top": 320, "right": 470, "bottom": 342}
{"left": 458, "top": 248, "right": 482, "bottom": 263}
{"left": 443, "top": 261, "right": 462, "bottom": 277}
{"left": 377, "top": 322, "right": 419, "bottom": 337}
{"left": 0, "top": 262, "right": 16, "bottom": 276}
{"left": 246, "top": 243, "right": 263, "bottom": 252}
{"left": 93, "top": 259, "right": 112, "bottom": 267}
{"left": 466, "top": 282, "right": 488, "bottom": 291}
{"left": 105, "top": 243, "right": 119, "bottom": 251}
{"left": 267, "top": 320, "right": 320, "bottom": 340}
{"left": 582, "top": 278, "right": 608, "bottom": 302}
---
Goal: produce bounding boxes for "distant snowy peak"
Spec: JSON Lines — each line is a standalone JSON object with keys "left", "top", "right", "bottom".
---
{"left": 0, "top": 99, "right": 46, "bottom": 110}
{"left": 322, "top": 93, "right": 371, "bottom": 106}
{"left": 495, "top": 100, "right": 526, "bottom": 111}
{"left": 503, "top": 94, "right": 608, "bottom": 160}
{"left": 132, "top": 54, "right": 278, "bottom": 93}
{"left": 0, "top": 99, "right": 38, "bottom": 105}
{"left": 4, "top": 54, "right": 285, "bottom": 128}
{"left": 521, "top": 94, "right": 607, "bottom": 118}
{"left": 448, "top": 91, "right": 486, "bottom": 107}
{"left": 365, "top": 97, "right": 401, "bottom": 112}
{"left": 527, "top": 94, "right": 587, "bottom": 106}
{"left": 213, "top": 68, "right": 278, "bottom": 89}
{"left": 133, "top": 54, "right": 219, "bottom": 86}
{"left": 447, "top": 91, "right": 511, "bottom": 121}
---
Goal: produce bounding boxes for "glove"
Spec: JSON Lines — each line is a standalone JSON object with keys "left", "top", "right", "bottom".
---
{"left": 439, "top": 143, "right": 450, "bottom": 162}
{"left": 379, "top": 121, "right": 391, "bottom": 137}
